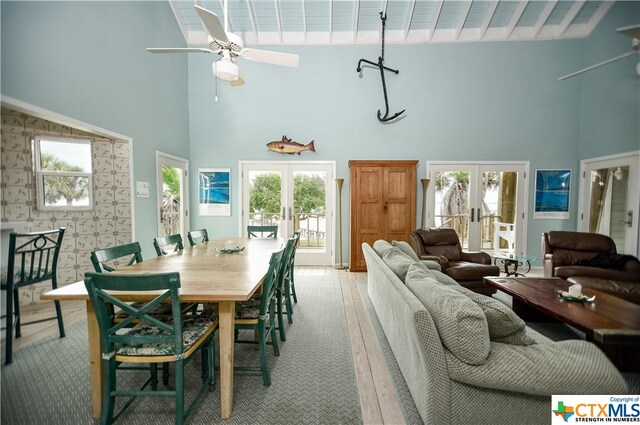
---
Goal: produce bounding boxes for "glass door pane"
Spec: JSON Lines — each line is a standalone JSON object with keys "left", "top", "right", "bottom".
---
{"left": 433, "top": 170, "right": 472, "bottom": 249}
{"left": 589, "top": 166, "right": 629, "bottom": 250}
{"left": 160, "top": 165, "right": 182, "bottom": 237}
{"left": 292, "top": 170, "right": 327, "bottom": 249}
{"left": 481, "top": 171, "right": 518, "bottom": 254}
{"left": 246, "top": 170, "right": 284, "bottom": 235}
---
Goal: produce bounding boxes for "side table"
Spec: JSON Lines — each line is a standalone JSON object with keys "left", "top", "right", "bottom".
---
{"left": 491, "top": 253, "right": 537, "bottom": 277}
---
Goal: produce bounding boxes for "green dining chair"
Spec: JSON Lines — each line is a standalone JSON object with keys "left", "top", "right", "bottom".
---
{"left": 153, "top": 234, "right": 185, "bottom": 256}
{"left": 205, "top": 248, "right": 284, "bottom": 386}
{"left": 275, "top": 236, "right": 298, "bottom": 342}
{"left": 247, "top": 225, "right": 278, "bottom": 239}
{"left": 84, "top": 271, "right": 217, "bottom": 425}
{"left": 1, "top": 228, "right": 66, "bottom": 365}
{"left": 187, "top": 229, "right": 209, "bottom": 247}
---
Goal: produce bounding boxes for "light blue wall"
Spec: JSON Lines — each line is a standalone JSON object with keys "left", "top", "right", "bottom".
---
{"left": 188, "top": 28, "right": 587, "bottom": 261}
{"left": 579, "top": 2, "right": 640, "bottom": 160}
{"left": 1, "top": 1, "right": 190, "bottom": 255}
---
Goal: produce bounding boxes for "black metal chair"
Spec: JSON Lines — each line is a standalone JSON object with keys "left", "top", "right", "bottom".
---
{"left": 187, "top": 229, "right": 209, "bottom": 247}
{"left": 153, "top": 234, "right": 184, "bottom": 256}
{"left": 247, "top": 225, "right": 278, "bottom": 239}
{"left": 1, "top": 227, "right": 66, "bottom": 364}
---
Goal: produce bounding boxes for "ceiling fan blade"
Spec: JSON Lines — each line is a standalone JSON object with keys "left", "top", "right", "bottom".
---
{"left": 194, "top": 5, "right": 229, "bottom": 44}
{"left": 242, "top": 48, "right": 299, "bottom": 68}
{"left": 147, "top": 48, "right": 215, "bottom": 54}
{"left": 230, "top": 75, "right": 245, "bottom": 87}
{"left": 558, "top": 50, "right": 639, "bottom": 80}
{"left": 617, "top": 24, "right": 640, "bottom": 39}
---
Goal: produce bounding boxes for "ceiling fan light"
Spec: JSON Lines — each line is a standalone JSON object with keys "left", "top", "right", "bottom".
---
{"left": 613, "top": 167, "right": 625, "bottom": 181}
{"left": 213, "top": 60, "right": 239, "bottom": 81}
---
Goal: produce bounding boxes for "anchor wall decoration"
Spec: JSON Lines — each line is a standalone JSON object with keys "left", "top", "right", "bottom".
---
{"left": 356, "top": 11, "right": 406, "bottom": 123}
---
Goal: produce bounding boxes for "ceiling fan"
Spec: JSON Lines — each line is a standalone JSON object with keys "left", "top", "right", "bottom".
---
{"left": 147, "top": 4, "right": 299, "bottom": 86}
{"left": 559, "top": 24, "right": 640, "bottom": 80}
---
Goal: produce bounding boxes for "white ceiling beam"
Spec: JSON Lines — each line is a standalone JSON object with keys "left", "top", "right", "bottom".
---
{"left": 168, "top": 0, "right": 190, "bottom": 44}
{"left": 246, "top": 0, "right": 258, "bottom": 39}
{"left": 506, "top": 1, "right": 528, "bottom": 39}
{"left": 404, "top": 0, "right": 416, "bottom": 42}
{"left": 585, "top": 1, "right": 615, "bottom": 35}
{"left": 329, "top": 0, "right": 333, "bottom": 43}
{"left": 455, "top": 1, "right": 473, "bottom": 40}
{"left": 478, "top": 1, "right": 498, "bottom": 41}
{"left": 428, "top": 1, "right": 444, "bottom": 42}
{"left": 274, "top": 0, "right": 283, "bottom": 43}
{"left": 556, "top": 1, "right": 585, "bottom": 38}
{"left": 533, "top": 0, "right": 557, "bottom": 37}
{"left": 302, "top": 0, "right": 308, "bottom": 43}
{"left": 353, "top": 0, "right": 360, "bottom": 42}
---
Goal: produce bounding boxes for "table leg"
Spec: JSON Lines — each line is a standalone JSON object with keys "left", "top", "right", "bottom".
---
{"left": 86, "top": 300, "right": 103, "bottom": 418}
{"left": 218, "top": 301, "right": 236, "bottom": 419}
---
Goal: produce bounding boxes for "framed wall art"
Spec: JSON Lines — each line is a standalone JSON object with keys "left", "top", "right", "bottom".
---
{"left": 534, "top": 169, "right": 571, "bottom": 219}
{"left": 198, "top": 168, "right": 230, "bottom": 216}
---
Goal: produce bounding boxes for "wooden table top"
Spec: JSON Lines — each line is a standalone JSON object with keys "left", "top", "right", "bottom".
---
{"left": 42, "top": 237, "right": 283, "bottom": 302}
{"left": 483, "top": 276, "right": 640, "bottom": 334}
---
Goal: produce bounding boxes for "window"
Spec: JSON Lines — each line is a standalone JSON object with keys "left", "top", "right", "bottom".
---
{"left": 34, "top": 136, "right": 93, "bottom": 210}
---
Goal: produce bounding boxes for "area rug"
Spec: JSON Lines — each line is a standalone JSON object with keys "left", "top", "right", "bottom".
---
{"left": 1, "top": 275, "right": 362, "bottom": 425}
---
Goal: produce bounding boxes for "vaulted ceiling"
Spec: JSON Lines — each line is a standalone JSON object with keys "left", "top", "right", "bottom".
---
{"left": 169, "top": 0, "right": 614, "bottom": 46}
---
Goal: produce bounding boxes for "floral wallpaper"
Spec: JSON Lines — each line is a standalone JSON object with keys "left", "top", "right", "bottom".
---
{"left": 1, "top": 106, "right": 132, "bottom": 305}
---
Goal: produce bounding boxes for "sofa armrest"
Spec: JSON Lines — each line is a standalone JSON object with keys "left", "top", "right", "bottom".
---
{"left": 409, "top": 232, "right": 427, "bottom": 258}
{"left": 460, "top": 251, "right": 491, "bottom": 265}
{"left": 543, "top": 254, "right": 555, "bottom": 278}
{"left": 419, "top": 254, "right": 450, "bottom": 269}
{"left": 446, "top": 340, "right": 627, "bottom": 396}
{"left": 555, "top": 266, "right": 640, "bottom": 281}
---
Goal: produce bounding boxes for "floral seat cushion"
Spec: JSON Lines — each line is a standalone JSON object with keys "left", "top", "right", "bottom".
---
{"left": 116, "top": 315, "right": 217, "bottom": 357}
{"left": 202, "top": 294, "right": 265, "bottom": 320}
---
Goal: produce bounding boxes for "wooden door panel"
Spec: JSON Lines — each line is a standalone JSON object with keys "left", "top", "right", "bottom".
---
{"left": 358, "top": 169, "right": 382, "bottom": 201}
{"left": 386, "top": 203, "right": 409, "bottom": 232}
{"left": 360, "top": 202, "right": 382, "bottom": 230}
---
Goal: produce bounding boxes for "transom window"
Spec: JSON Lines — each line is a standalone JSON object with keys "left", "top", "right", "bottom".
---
{"left": 34, "top": 136, "right": 93, "bottom": 211}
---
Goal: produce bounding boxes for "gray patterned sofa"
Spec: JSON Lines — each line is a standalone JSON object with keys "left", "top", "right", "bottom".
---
{"left": 363, "top": 240, "right": 628, "bottom": 425}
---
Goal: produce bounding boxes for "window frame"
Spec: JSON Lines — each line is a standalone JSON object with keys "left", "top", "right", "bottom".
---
{"left": 34, "top": 135, "right": 94, "bottom": 211}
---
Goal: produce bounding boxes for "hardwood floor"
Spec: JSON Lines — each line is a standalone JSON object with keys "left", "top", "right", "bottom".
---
{"left": 1, "top": 267, "right": 404, "bottom": 424}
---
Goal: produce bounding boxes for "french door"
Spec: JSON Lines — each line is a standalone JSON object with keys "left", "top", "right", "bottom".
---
{"left": 156, "top": 152, "right": 189, "bottom": 239}
{"left": 579, "top": 151, "right": 638, "bottom": 254}
{"left": 425, "top": 162, "right": 529, "bottom": 255}
{"left": 240, "top": 162, "right": 334, "bottom": 265}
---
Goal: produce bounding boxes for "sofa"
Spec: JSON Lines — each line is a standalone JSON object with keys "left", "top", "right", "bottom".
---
{"left": 409, "top": 228, "right": 499, "bottom": 295}
{"left": 363, "top": 240, "right": 628, "bottom": 425}
{"left": 542, "top": 231, "right": 640, "bottom": 304}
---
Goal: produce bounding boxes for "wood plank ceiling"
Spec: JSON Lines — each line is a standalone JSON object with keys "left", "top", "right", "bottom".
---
{"left": 169, "top": 0, "right": 615, "bottom": 46}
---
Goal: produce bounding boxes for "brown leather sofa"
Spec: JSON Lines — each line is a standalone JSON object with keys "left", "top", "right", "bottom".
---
{"left": 542, "top": 231, "right": 640, "bottom": 304}
{"left": 409, "top": 228, "right": 499, "bottom": 296}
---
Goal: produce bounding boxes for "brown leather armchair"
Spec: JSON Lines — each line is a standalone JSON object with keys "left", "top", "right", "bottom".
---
{"left": 542, "top": 231, "right": 640, "bottom": 304}
{"left": 409, "top": 228, "right": 499, "bottom": 296}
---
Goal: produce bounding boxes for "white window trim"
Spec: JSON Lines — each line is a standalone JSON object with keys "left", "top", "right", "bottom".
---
{"left": 34, "top": 135, "right": 94, "bottom": 211}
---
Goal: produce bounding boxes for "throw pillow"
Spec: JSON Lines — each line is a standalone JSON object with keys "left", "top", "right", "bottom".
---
{"left": 373, "top": 240, "right": 393, "bottom": 258}
{"left": 406, "top": 278, "right": 490, "bottom": 365}
{"left": 451, "top": 286, "right": 536, "bottom": 346}
{"left": 392, "top": 240, "right": 420, "bottom": 261}
{"left": 381, "top": 247, "right": 418, "bottom": 281}
{"left": 404, "top": 262, "right": 436, "bottom": 284}
{"left": 430, "top": 270, "right": 458, "bottom": 286}
{"left": 420, "top": 260, "right": 442, "bottom": 272}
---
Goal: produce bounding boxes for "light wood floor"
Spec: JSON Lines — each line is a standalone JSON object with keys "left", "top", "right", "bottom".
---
{"left": 1, "top": 267, "right": 404, "bottom": 424}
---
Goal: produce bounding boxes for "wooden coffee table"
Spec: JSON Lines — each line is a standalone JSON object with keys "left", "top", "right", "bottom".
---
{"left": 484, "top": 276, "right": 640, "bottom": 372}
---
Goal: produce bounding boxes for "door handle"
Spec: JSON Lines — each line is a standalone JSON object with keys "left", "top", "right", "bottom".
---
{"left": 477, "top": 208, "right": 482, "bottom": 222}
{"left": 288, "top": 207, "right": 293, "bottom": 221}
{"left": 282, "top": 207, "right": 286, "bottom": 220}
{"left": 470, "top": 208, "right": 475, "bottom": 223}
{"left": 622, "top": 210, "right": 633, "bottom": 228}
{"left": 160, "top": 208, "right": 164, "bottom": 223}
{"left": 384, "top": 202, "right": 387, "bottom": 212}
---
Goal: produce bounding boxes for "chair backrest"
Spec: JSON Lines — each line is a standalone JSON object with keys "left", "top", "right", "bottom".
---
{"left": 259, "top": 249, "right": 285, "bottom": 316}
{"left": 187, "top": 229, "right": 209, "bottom": 247}
{"left": 280, "top": 232, "right": 300, "bottom": 285}
{"left": 153, "top": 234, "right": 184, "bottom": 256}
{"left": 542, "top": 231, "right": 617, "bottom": 266}
{"left": 4, "top": 228, "right": 65, "bottom": 289}
{"left": 84, "top": 271, "right": 184, "bottom": 357}
{"left": 91, "top": 242, "right": 143, "bottom": 273}
{"left": 414, "top": 228, "right": 462, "bottom": 261}
{"left": 247, "top": 225, "right": 278, "bottom": 239}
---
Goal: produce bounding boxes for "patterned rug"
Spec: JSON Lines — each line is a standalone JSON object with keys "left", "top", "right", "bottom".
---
{"left": 1, "top": 275, "right": 362, "bottom": 425}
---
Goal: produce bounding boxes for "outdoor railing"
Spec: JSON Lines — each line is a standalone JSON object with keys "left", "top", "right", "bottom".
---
{"left": 434, "top": 213, "right": 502, "bottom": 250}
{"left": 248, "top": 212, "right": 326, "bottom": 248}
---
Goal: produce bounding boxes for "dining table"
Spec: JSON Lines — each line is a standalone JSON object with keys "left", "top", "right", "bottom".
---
{"left": 41, "top": 236, "right": 283, "bottom": 419}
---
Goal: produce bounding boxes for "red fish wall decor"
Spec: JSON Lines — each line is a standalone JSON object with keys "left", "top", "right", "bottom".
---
{"left": 266, "top": 135, "right": 315, "bottom": 155}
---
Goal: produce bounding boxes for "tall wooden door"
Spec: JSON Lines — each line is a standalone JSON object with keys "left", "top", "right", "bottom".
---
{"left": 349, "top": 160, "right": 418, "bottom": 271}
